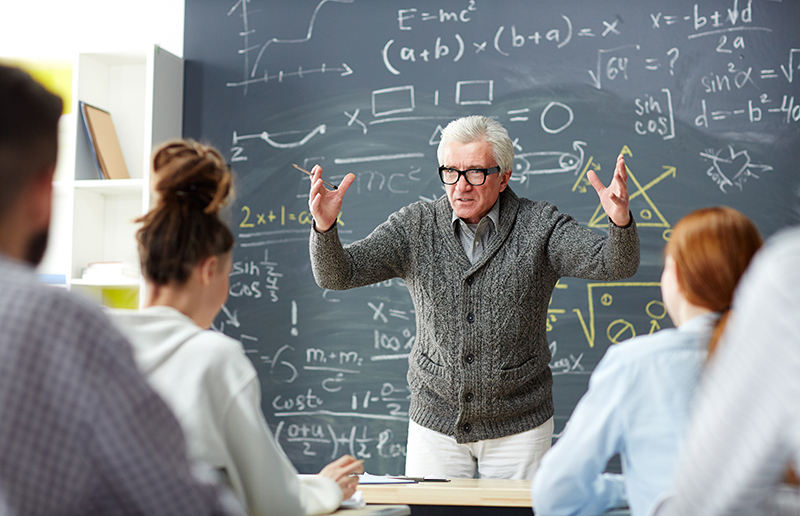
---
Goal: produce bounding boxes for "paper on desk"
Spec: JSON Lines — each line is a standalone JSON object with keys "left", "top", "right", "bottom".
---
{"left": 357, "top": 472, "right": 417, "bottom": 484}
{"left": 340, "top": 490, "right": 366, "bottom": 509}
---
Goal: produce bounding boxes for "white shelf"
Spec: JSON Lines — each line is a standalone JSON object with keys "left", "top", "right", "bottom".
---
{"left": 73, "top": 178, "right": 145, "bottom": 195}
{"left": 39, "top": 45, "right": 183, "bottom": 309}
{"left": 71, "top": 278, "right": 142, "bottom": 288}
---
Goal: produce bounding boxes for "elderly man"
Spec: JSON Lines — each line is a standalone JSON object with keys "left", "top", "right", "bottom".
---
{"left": 308, "top": 115, "right": 639, "bottom": 479}
{"left": 0, "top": 64, "right": 242, "bottom": 515}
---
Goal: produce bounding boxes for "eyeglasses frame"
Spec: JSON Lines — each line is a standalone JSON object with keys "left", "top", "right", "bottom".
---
{"left": 438, "top": 165, "right": 502, "bottom": 186}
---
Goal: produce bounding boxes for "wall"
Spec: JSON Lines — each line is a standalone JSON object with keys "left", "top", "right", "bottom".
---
{"left": 0, "top": 0, "right": 185, "bottom": 59}
{"left": 0, "top": 0, "right": 184, "bottom": 282}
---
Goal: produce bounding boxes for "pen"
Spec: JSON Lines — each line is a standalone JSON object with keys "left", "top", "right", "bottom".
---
{"left": 391, "top": 476, "right": 450, "bottom": 482}
{"left": 346, "top": 459, "right": 365, "bottom": 476}
{"left": 292, "top": 163, "right": 338, "bottom": 190}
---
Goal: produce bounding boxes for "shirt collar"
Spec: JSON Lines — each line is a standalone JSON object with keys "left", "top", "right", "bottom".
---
{"left": 451, "top": 197, "right": 501, "bottom": 230}
{"left": 678, "top": 312, "right": 721, "bottom": 334}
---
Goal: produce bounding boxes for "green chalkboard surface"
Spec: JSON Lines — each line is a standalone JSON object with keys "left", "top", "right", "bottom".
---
{"left": 184, "top": 0, "right": 800, "bottom": 475}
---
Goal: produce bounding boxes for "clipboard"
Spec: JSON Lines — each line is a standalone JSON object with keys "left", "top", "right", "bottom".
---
{"left": 79, "top": 101, "right": 130, "bottom": 180}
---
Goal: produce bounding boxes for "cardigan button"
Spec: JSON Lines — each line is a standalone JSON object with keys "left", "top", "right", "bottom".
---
{"left": 465, "top": 392, "right": 474, "bottom": 402}
{"left": 466, "top": 277, "right": 474, "bottom": 285}
{"left": 466, "top": 313, "right": 475, "bottom": 323}
{"left": 465, "top": 353, "right": 475, "bottom": 364}
{"left": 463, "top": 423, "right": 472, "bottom": 433}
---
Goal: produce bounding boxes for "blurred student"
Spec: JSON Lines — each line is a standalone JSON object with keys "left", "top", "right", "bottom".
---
{"left": 110, "top": 139, "right": 363, "bottom": 516}
{"left": 531, "top": 207, "right": 762, "bottom": 516}
{"left": 654, "top": 226, "right": 800, "bottom": 516}
{"left": 0, "top": 64, "right": 242, "bottom": 516}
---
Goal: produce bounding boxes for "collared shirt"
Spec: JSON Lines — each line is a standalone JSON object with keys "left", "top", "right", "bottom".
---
{"left": 0, "top": 255, "right": 241, "bottom": 516}
{"left": 452, "top": 198, "right": 500, "bottom": 264}
{"left": 656, "top": 227, "right": 800, "bottom": 516}
{"left": 532, "top": 313, "right": 718, "bottom": 516}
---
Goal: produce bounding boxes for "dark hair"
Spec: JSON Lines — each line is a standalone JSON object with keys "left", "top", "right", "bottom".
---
{"left": 0, "top": 64, "right": 63, "bottom": 217}
{"left": 665, "top": 206, "right": 762, "bottom": 357}
{"left": 136, "top": 139, "right": 234, "bottom": 285}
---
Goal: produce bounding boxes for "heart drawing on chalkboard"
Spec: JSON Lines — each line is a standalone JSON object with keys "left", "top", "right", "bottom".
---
{"left": 701, "top": 145, "right": 773, "bottom": 193}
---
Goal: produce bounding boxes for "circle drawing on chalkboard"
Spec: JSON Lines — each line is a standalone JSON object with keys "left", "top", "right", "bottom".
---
{"left": 645, "top": 300, "right": 667, "bottom": 320}
{"left": 540, "top": 101, "right": 574, "bottom": 134}
{"left": 607, "top": 319, "right": 636, "bottom": 344}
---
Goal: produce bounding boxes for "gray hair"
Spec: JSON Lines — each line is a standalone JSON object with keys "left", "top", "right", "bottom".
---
{"left": 437, "top": 116, "right": 514, "bottom": 179}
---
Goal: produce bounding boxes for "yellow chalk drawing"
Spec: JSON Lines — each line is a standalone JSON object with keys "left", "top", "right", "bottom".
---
{"left": 607, "top": 318, "right": 636, "bottom": 344}
{"left": 572, "top": 156, "right": 601, "bottom": 193}
{"left": 649, "top": 319, "right": 661, "bottom": 334}
{"left": 645, "top": 300, "right": 667, "bottom": 320}
{"left": 588, "top": 165, "right": 675, "bottom": 229}
{"left": 572, "top": 282, "right": 661, "bottom": 347}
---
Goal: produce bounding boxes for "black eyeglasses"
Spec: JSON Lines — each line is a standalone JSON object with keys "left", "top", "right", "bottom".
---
{"left": 438, "top": 166, "right": 501, "bottom": 186}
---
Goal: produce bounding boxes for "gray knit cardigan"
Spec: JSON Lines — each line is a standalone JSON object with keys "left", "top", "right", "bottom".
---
{"left": 310, "top": 187, "right": 640, "bottom": 443}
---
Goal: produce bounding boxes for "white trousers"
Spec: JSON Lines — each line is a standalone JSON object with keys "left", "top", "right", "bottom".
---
{"left": 404, "top": 417, "right": 554, "bottom": 480}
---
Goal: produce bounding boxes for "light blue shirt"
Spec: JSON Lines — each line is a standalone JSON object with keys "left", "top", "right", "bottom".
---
{"left": 655, "top": 227, "right": 800, "bottom": 516}
{"left": 452, "top": 198, "right": 500, "bottom": 264}
{"left": 531, "top": 313, "right": 718, "bottom": 516}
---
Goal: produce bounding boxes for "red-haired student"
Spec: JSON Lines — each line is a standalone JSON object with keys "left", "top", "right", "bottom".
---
{"left": 531, "top": 207, "right": 762, "bottom": 516}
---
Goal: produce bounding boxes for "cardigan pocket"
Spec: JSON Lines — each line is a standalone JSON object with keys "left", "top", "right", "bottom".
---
{"left": 412, "top": 348, "right": 445, "bottom": 375}
{"left": 493, "top": 356, "right": 541, "bottom": 397}
{"left": 408, "top": 348, "right": 451, "bottom": 399}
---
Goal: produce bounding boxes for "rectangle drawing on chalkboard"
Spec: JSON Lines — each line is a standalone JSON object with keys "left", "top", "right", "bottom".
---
{"left": 456, "top": 80, "right": 494, "bottom": 106}
{"left": 372, "top": 85, "right": 415, "bottom": 117}
{"left": 79, "top": 101, "right": 130, "bottom": 180}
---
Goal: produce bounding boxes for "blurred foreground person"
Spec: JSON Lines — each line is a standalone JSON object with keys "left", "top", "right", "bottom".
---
{"left": 0, "top": 62, "right": 242, "bottom": 516}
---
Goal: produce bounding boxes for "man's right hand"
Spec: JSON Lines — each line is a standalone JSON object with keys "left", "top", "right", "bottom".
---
{"left": 308, "top": 165, "right": 355, "bottom": 232}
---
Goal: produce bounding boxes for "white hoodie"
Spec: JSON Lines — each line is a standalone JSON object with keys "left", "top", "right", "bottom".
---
{"left": 110, "top": 306, "right": 342, "bottom": 516}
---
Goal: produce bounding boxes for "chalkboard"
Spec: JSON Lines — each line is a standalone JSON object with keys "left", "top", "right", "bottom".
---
{"left": 183, "top": 0, "right": 800, "bottom": 475}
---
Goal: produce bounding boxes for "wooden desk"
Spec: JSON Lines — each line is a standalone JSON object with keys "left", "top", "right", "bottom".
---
{"left": 358, "top": 479, "right": 532, "bottom": 516}
{"left": 331, "top": 504, "right": 410, "bottom": 516}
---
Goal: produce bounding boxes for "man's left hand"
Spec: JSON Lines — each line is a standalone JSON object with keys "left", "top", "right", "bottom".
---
{"left": 588, "top": 154, "right": 630, "bottom": 227}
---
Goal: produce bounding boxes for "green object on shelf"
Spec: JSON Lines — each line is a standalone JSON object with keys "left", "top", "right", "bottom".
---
{"left": 102, "top": 287, "right": 138, "bottom": 309}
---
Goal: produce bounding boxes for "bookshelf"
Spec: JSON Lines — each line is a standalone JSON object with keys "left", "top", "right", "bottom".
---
{"left": 39, "top": 46, "right": 183, "bottom": 308}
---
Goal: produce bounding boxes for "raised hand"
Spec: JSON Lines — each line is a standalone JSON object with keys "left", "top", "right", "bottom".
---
{"left": 307, "top": 165, "right": 355, "bottom": 232}
{"left": 588, "top": 154, "right": 630, "bottom": 227}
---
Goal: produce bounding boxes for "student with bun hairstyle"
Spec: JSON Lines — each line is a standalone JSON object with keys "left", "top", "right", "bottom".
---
{"left": 531, "top": 206, "right": 762, "bottom": 516}
{"left": 111, "top": 139, "right": 363, "bottom": 516}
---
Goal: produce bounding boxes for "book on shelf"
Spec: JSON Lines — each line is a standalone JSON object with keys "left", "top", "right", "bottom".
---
{"left": 79, "top": 101, "right": 130, "bottom": 180}
{"left": 80, "top": 262, "right": 140, "bottom": 283}
{"left": 37, "top": 274, "right": 67, "bottom": 289}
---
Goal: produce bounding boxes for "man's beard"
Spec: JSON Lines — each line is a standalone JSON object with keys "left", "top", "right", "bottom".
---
{"left": 24, "top": 228, "right": 49, "bottom": 266}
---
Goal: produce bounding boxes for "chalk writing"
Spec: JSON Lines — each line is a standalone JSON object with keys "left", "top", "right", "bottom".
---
{"left": 562, "top": 281, "right": 664, "bottom": 348}
{"left": 549, "top": 341, "right": 587, "bottom": 376}
{"left": 189, "top": 0, "right": 800, "bottom": 476}
{"left": 700, "top": 144, "right": 774, "bottom": 193}
{"left": 634, "top": 89, "right": 676, "bottom": 140}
